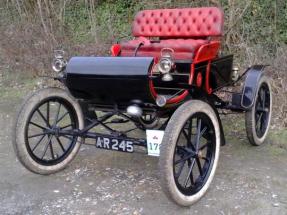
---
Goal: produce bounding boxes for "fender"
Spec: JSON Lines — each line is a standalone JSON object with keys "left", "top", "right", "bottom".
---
{"left": 241, "top": 65, "right": 267, "bottom": 109}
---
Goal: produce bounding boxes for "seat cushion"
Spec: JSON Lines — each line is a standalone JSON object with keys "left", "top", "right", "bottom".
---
{"left": 132, "top": 7, "right": 224, "bottom": 38}
{"left": 120, "top": 38, "right": 209, "bottom": 60}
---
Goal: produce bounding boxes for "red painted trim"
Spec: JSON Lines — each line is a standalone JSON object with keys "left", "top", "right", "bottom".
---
{"left": 205, "top": 60, "right": 212, "bottom": 94}
{"left": 167, "top": 90, "right": 188, "bottom": 104}
{"left": 111, "top": 44, "right": 121, "bottom": 56}
{"left": 189, "top": 63, "right": 195, "bottom": 85}
{"left": 196, "top": 72, "right": 203, "bottom": 87}
{"left": 193, "top": 41, "right": 220, "bottom": 63}
{"left": 192, "top": 41, "right": 220, "bottom": 94}
{"left": 149, "top": 41, "right": 221, "bottom": 104}
{"left": 149, "top": 62, "right": 188, "bottom": 105}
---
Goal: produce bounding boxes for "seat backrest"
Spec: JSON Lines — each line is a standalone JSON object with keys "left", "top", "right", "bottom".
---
{"left": 132, "top": 7, "right": 224, "bottom": 38}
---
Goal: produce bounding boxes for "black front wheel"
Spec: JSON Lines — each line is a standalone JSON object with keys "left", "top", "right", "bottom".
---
{"left": 13, "top": 87, "right": 84, "bottom": 174}
{"left": 159, "top": 100, "right": 220, "bottom": 206}
{"left": 245, "top": 75, "right": 272, "bottom": 146}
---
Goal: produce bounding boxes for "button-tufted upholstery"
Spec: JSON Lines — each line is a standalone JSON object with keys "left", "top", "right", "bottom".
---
{"left": 132, "top": 7, "right": 223, "bottom": 38}
{"left": 119, "top": 7, "right": 224, "bottom": 60}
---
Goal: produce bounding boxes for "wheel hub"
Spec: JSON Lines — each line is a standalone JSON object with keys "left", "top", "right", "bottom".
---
{"left": 45, "top": 126, "right": 61, "bottom": 137}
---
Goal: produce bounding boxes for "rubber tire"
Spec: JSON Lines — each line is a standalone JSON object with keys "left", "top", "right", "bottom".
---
{"left": 12, "top": 87, "right": 84, "bottom": 175}
{"left": 245, "top": 76, "right": 272, "bottom": 146}
{"left": 159, "top": 100, "right": 220, "bottom": 206}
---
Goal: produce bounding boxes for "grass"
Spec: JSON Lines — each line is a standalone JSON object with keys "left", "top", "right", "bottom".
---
{"left": 267, "top": 130, "right": 287, "bottom": 156}
{"left": 221, "top": 114, "right": 287, "bottom": 157}
{"left": 0, "top": 70, "right": 36, "bottom": 99}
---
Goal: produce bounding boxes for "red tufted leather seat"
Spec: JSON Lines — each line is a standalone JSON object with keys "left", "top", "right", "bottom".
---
{"left": 119, "top": 7, "right": 224, "bottom": 60}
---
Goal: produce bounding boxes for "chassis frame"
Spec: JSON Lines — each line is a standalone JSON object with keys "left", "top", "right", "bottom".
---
{"left": 58, "top": 63, "right": 266, "bottom": 149}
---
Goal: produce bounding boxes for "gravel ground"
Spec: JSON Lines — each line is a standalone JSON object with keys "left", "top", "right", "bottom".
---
{"left": 0, "top": 96, "right": 287, "bottom": 215}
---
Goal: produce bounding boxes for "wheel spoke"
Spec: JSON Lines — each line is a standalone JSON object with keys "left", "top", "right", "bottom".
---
{"left": 56, "top": 111, "right": 69, "bottom": 124}
{"left": 60, "top": 124, "right": 73, "bottom": 130}
{"left": 41, "top": 135, "right": 53, "bottom": 159}
{"left": 184, "top": 158, "right": 195, "bottom": 188}
{"left": 53, "top": 102, "right": 61, "bottom": 126}
{"left": 261, "top": 89, "right": 266, "bottom": 109}
{"left": 32, "top": 134, "right": 46, "bottom": 151}
{"left": 176, "top": 145, "right": 196, "bottom": 155}
{"left": 257, "top": 107, "right": 268, "bottom": 113}
{"left": 29, "top": 122, "right": 47, "bottom": 130}
{"left": 187, "top": 119, "right": 192, "bottom": 147}
{"left": 199, "top": 140, "right": 211, "bottom": 150}
{"left": 49, "top": 139, "right": 55, "bottom": 159}
{"left": 56, "top": 137, "right": 65, "bottom": 152}
{"left": 261, "top": 112, "right": 268, "bottom": 129}
{"left": 36, "top": 109, "right": 50, "bottom": 127}
{"left": 61, "top": 135, "right": 74, "bottom": 141}
{"left": 196, "top": 157, "right": 203, "bottom": 176}
{"left": 198, "top": 127, "right": 207, "bottom": 141}
{"left": 174, "top": 153, "right": 195, "bottom": 165}
{"left": 256, "top": 113, "right": 263, "bottom": 130}
{"left": 176, "top": 145, "right": 186, "bottom": 155}
{"left": 182, "top": 130, "right": 196, "bottom": 151}
{"left": 200, "top": 156, "right": 210, "bottom": 163}
{"left": 194, "top": 119, "right": 202, "bottom": 151}
{"left": 28, "top": 133, "right": 46, "bottom": 138}
{"left": 175, "top": 159, "right": 186, "bottom": 179}
{"left": 189, "top": 171, "right": 194, "bottom": 186}
{"left": 47, "top": 102, "right": 50, "bottom": 127}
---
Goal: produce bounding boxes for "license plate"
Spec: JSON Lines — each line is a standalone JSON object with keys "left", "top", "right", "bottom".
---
{"left": 95, "top": 136, "right": 134, "bottom": 153}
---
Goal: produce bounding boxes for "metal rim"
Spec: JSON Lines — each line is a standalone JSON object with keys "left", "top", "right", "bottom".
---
{"left": 254, "top": 83, "right": 271, "bottom": 138}
{"left": 24, "top": 97, "right": 79, "bottom": 166}
{"left": 173, "top": 112, "right": 216, "bottom": 196}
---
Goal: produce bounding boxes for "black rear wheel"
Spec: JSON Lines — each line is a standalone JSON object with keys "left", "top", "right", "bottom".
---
{"left": 245, "top": 76, "right": 272, "bottom": 146}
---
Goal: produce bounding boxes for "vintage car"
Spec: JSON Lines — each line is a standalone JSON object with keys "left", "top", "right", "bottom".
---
{"left": 12, "top": 7, "right": 272, "bottom": 206}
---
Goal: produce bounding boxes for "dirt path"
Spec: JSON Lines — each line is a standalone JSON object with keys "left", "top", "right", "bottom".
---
{"left": 0, "top": 96, "right": 286, "bottom": 215}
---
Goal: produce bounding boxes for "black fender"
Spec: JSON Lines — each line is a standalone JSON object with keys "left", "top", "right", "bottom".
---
{"left": 241, "top": 65, "right": 267, "bottom": 109}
